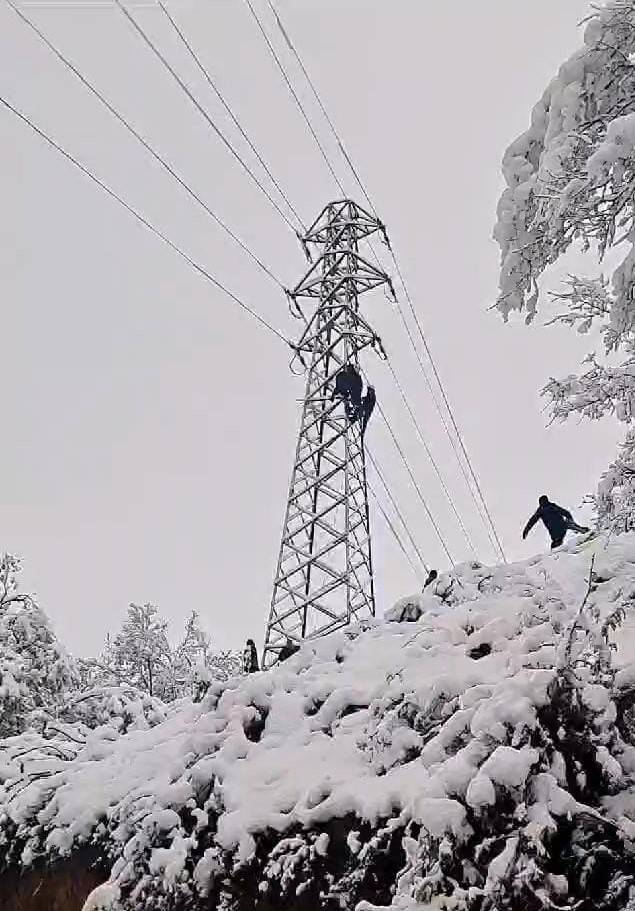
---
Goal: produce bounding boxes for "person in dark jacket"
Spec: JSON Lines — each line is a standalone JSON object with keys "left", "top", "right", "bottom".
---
{"left": 522, "top": 495, "right": 589, "bottom": 549}
{"left": 331, "top": 364, "right": 363, "bottom": 421}
{"left": 243, "top": 638, "right": 259, "bottom": 674}
{"left": 423, "top": 568, "right": 438, "bottom": 590}
{"left": 360, "top": 385, "right": 376, "bottom": 436}
{"left": 278, "top": 637, "right": 300, "bottom": 663}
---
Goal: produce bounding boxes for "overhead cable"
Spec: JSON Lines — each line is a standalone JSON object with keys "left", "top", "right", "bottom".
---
{"left": 367, "top": 481, "right": 424, "bottom": 584}
{"left": 113, "top": 0, "right": 299, "bottom": 233}
{"left": 366, "top": 449, "right": 429, "bottom": 577}
{"left": 385, "top": 359, "right": 477, "bottom": 556}
{"left": 390, "top": 254, "right": 507, "bottom": 563}
{"left": 264, "top": 0, "right": 376, "bottom": 216}
{"left": 157, "top": 0, "right": 306, "bottom": 232}
{"left": 376, "top": 404, "right": 454, "bottom": 566}
{"left": 6, "top": 0, "right": 287, "bottom": 293}
{"left": 243, "top": 0, "right": 346, "bottom": 198}
{"left": 0, "top": 93, "right": 291, "bottom": 347}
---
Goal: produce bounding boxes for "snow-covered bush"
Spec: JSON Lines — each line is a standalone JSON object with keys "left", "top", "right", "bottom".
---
{"left": 4, "top": 537, "right": 635, "bottom": 910}
{"left": 494, "top": 0, "right": 635, "bottom": 530}
{"left": 0, "top": 554, "right": 78, "bottom": 737}
{"left": 59, "top": 686, "right": 168, "bottom": 734}
{"left": 172, "top": 611, "right": 242, "bottom": 698}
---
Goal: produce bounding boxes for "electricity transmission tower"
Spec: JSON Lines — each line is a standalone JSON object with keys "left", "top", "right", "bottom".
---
{"left": 263, "top": 199, "right": 394, "bottom": 667}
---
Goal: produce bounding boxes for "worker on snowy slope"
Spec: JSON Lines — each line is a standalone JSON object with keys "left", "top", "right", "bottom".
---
{"left": 522, "top": 495, "right": 589, "bottom": 550}
{"left": 423, "top": 568, "right": 438, "bottom": 590}
{"left": 278, "top": 638, "right": 300, "bottom": 662}
{"left": 243, "top": 638, "right": 259, "bottom": 674}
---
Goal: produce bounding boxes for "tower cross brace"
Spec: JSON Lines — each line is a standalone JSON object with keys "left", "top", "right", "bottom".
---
{"left": 263, "top": 199, "right": 394, "bottom": 667}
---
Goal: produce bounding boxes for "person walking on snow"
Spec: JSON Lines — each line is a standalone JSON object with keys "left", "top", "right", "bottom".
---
{"left": 522, "top": 495, "right": 589, "bottom": 550}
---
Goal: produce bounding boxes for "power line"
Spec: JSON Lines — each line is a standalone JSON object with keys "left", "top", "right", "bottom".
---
{"left": 366, "top": 449, "right": 429, "bottom": 578}
{"left": 383, "top": 269, "right": 501, "bottom": 559}
{"left": 367, "top": 480, "right": 423, "bottom": 584}
{"left": 6, "top": 0, "right": 287, "bottom": 293}
{"left": 157, "top": 0, "right": 306, "bottom": 233}
{"left": 113, "top": 0, "right": 299, "bottom": 234}
{"left": 264, "top": 0, "right": 376, "bottom": 217}
{"left": 0, "top": 92, "right": 291, "bottom": 347}
{"left": 360, "top": 362, "right": 451, "bottom": 564}
{"left": 376, "top": 404, "right": 454, "bottom": 566}
{"left": 366, "top": 229, "right": 502, "bottom": 562}
{"left": 243, "top": 0, "right": 346, "bottom": 198}
{"left": 384, "top": 358, "right": 477, "bottom": 556}
{"left": 389, "top": 254, "right": 507, "bottom": 563}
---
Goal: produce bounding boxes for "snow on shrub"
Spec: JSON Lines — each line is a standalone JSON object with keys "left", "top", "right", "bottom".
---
{"left": 3, "top": 536, "right": 635, "bottom": 908}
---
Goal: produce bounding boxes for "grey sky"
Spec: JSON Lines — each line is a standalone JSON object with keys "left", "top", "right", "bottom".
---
{"left": 0, "top": 0, "right": 622, "bottom": 655}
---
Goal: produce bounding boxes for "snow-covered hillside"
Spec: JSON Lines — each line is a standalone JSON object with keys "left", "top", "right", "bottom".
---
{"left": 4, "top": 535, "right": 635, "bottom": 910}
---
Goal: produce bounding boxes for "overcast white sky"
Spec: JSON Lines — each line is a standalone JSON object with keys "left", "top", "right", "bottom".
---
{"left": 0, "top": 0, "right": 623, "bottom": 655}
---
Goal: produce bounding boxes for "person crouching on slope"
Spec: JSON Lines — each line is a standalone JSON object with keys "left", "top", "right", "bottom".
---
{"left": 522, "top": 494, "right": 589, "bottom": 550}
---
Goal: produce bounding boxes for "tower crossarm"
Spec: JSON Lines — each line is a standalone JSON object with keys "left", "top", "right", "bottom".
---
{"left": 290, "top": 251, "right": 393, "bottom": 304}
{"left": 303, "top": 199, "right": 389, "bottom": 248}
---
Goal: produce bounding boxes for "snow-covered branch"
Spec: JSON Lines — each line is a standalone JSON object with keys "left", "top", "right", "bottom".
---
{"left": 494, "top": 1, "right": 635, "bottom": 324}
{"left": 544, "top": 355, "right": 635, "bottom": 423}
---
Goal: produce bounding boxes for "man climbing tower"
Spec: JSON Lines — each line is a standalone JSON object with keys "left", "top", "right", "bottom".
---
{"left": 360, "top": 385, "right": 376, "bottom": 436}
{"left": 331, "top": 363, "right": 363, "bottom": 422}
{"left": 522, "top": 495, "right": 589, "bottom": 550}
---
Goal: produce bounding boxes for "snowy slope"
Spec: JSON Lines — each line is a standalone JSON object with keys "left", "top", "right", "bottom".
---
{"left": 3, "top": 534, "right": 635, "bottom": 910}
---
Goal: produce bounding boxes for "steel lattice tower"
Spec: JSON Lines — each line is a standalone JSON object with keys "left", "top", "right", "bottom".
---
{"left": 263, "top": 200, "right": 394, "bottom": 667}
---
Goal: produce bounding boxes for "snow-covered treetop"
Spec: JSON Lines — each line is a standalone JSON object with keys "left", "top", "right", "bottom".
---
{"left": 3, "top": 535, "right": 635, "bottom": 910}
{"left": 494, "top": 0, "right": 635, "bottom": 324}
{"left": 0, "top": 553, "right": 78, "bottom": 738}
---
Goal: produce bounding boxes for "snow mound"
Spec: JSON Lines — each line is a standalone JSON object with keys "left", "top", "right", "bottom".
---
{"left": 4, "top": 534, "right": 635, "bottom": 909}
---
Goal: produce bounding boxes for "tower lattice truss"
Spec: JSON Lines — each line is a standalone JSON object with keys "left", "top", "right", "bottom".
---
{"left": 263, "top": 200, "right": 394, "bottom": 667}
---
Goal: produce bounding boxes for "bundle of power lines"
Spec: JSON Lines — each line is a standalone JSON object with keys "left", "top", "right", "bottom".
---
{"left": 2, "top": 0, "right": 506, "bottom": 586}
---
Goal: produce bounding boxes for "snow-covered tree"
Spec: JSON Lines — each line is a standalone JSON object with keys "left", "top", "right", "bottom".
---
{"left": 494, "top": 0, "right": 635, "bottom": 529}
{"left": 0, "top": 553, "right": 77, "bottom": 736}
{"left": 94, "top": 602, "right": 173, "bottom": 699}
{"left": 172, "top": 610, "right": 242, "bottom": 699}
{"left": 85, "top": 605, "right": 243, "bottom": 702}
{"left": 170, "top": 610, "right": 210, "bottom": 695}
